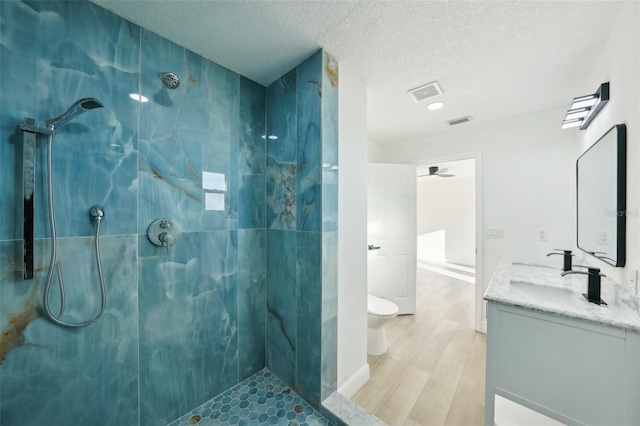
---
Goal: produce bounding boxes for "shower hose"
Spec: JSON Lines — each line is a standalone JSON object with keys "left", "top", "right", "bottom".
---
{"left": 42, "top": 133, "right": 107, "bottom": 328}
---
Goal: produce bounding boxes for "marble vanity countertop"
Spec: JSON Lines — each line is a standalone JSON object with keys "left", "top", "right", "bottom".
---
{"left": 484, "top": 259, "right": 640, "bottom": 332}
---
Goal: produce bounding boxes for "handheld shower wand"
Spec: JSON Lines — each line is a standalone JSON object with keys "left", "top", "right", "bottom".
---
{"left": 42, "top": 98, "right": 107, "bottom": 328}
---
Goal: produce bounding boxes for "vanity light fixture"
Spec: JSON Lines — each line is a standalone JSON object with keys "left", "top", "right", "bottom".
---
{"left": 561, "top": 82, "right": 609, "bottom": 130}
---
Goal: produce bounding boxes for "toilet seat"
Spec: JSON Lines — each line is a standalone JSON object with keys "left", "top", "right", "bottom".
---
{"left": 367, "top": 295, "right": 399, "bottom": 318}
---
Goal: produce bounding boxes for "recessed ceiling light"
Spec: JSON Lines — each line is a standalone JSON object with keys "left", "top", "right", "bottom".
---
{"left": 129, "top": 93, "right": 149, "bottom": 103}
{"left": 427, "top": 101, "right": 444, "bottom": 111}
{"left": 268, "top": 135, "right": 278, "bottom": 140}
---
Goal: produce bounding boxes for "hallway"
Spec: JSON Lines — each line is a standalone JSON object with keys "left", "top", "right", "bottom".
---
{"left": 352, "top": 267, "right": 486, "bottom": 425}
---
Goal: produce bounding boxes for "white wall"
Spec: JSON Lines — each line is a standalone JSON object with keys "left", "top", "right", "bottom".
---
{"left": 381, "top": 106, "right": 583, "bottom": 318}
{"left": 576, "top": 4, "right": 639, "bottom": 294}
{"left": 417, "top": 176, "right": 476, "bottom": 266}
{"left": 368, "top": 138, "right": 385, "bottom": 163}
{"left": 337, "top": 66, "right": 369, "bottom": 394}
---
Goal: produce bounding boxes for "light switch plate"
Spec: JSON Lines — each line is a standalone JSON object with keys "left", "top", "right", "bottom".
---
{"left": 486, "top": 228, "right": 504, "bottom": 239}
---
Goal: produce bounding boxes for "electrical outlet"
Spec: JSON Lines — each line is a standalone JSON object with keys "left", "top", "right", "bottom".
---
{"left": 597, "top": 231, "right": 609, "bottom": 245}
{"left": 537, "top": 229, "right": 548, "bottom": 241}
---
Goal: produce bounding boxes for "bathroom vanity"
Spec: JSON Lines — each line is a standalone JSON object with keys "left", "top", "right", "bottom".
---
{"left": 484, "top": 261, "right": 640, "bottom": 426}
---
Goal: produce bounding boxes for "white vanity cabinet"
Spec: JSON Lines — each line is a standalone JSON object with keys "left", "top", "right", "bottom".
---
{"left": 485, "top": 302, "right": 640, "bottom": 425}
{"left": 484, "top": 261, "right": 640, "bottom": 426}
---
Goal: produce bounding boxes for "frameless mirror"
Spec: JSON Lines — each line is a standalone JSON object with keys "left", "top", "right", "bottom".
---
{"left": 576, "top": 124, "right": 626, "bottom": 266}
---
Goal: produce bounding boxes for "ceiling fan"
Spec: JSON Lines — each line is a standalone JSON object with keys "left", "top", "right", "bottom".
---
{"left": 418, "top": 166, "right": 455, "bottom": 178}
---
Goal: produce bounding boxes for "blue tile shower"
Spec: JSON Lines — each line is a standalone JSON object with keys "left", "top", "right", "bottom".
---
{"left": 0, "top": 1, "right": 338, "bottom": 425}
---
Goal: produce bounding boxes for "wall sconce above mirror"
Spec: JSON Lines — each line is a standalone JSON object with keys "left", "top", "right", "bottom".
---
{"left": 561, "top": 82, "right": 609, "bottom": 130}
{"left": 576, "top": 124, "right": 626, "bottom": 267}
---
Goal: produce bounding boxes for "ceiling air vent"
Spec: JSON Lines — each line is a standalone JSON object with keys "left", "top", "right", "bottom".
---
{"left": 447, "top": 116, "right": 472, "bottom": 126}
{"left": 407, "top": 81, "right": 443, "bottom": 103}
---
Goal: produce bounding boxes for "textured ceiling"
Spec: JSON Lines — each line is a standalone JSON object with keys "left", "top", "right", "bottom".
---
{"left": 91, "top": 0, "right": 632, "bottom": 144}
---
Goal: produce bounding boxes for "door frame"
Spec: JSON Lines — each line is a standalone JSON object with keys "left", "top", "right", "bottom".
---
{"left": 416, "top": 151, "right": 484, "bottom": 332}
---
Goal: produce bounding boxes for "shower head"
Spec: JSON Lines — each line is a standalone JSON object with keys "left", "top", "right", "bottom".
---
{"left": 45, "top": 98, "right": 103, "bottom": 128}
{"left": 159, "top": 72, "right": 180, "bottom": 89}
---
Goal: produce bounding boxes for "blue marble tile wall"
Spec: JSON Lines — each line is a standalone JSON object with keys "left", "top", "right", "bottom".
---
{"left": 265, "top": 50, "right": 339, "bottom": 408}
{"left": 0, "top": 1, "right": 267, "bottom": 425}
{"left": 0, "top": 237, "right": 139, "bottom": 426}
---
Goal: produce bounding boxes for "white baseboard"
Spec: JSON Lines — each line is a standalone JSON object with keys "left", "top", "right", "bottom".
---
{"left": 337, "top": 364, "right": 370, "bottom": 398}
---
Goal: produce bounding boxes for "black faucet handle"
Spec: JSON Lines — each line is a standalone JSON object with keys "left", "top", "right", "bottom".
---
{"left": 573, "top": 265, "right": 606, "bottom": 277}
{"left": 553, "top": 248, "right": 573, "bottom": 255}
{"left": 547, "top": 249, "right": 574, "bottom": 271}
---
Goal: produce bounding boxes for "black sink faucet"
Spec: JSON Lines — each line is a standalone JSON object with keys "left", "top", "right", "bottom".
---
{"left": 546, "top": 249, "right": 574, "bottom": 271}
{"left": 561, "top": 265, "right": 607, "bottom": 305}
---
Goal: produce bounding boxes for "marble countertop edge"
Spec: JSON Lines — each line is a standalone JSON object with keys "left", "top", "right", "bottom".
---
{"left": 484, "top": 259, "right": 640, "bottom": 333}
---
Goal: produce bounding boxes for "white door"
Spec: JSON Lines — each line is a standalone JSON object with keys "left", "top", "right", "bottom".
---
{"left": 367, "top": 163, "right": 417, "bottom": 314}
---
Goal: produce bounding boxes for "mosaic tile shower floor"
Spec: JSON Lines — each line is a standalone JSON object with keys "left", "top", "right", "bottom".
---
{"left": 168, "top": 369, "right": 334, "bottom": 426}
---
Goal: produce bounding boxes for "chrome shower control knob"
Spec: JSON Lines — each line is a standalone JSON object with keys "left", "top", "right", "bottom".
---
{"left": 159, "top": 232, "right": 173, "bottom": 253}
{"left": 147, "top": 218, "right": 180, "bottom": 252}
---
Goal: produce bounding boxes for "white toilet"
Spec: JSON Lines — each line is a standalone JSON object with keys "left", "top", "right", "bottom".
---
{"left": 367, "top": 294, "right": 399, "bottom": 355}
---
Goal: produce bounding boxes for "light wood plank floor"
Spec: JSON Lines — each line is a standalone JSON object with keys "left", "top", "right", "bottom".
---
{"left": 351, "top": 267, "right": 486, "bottom": 426}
